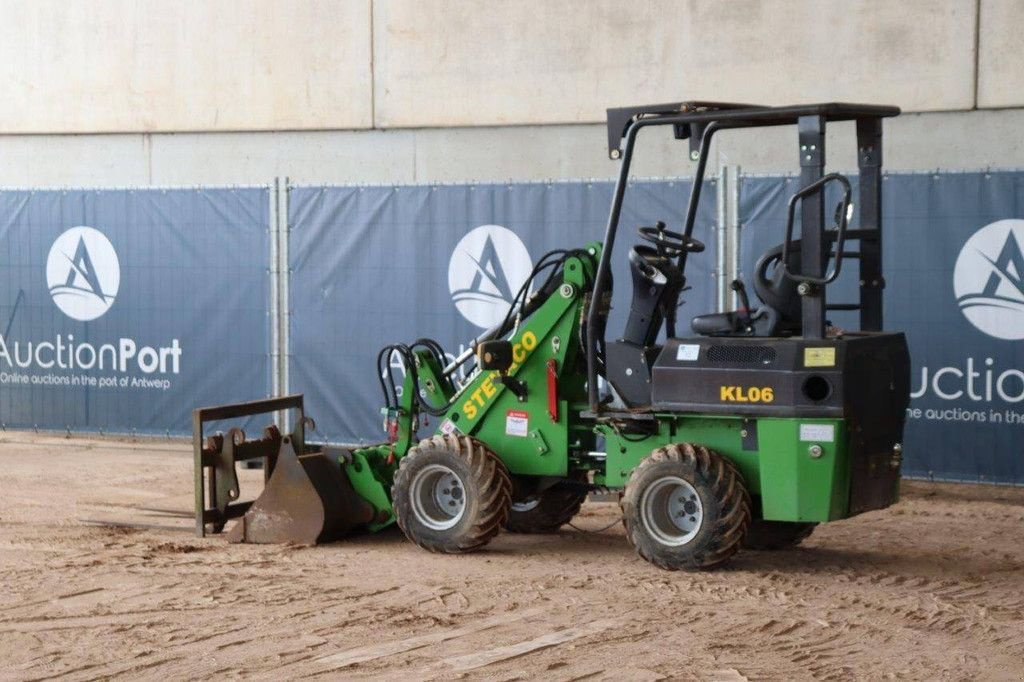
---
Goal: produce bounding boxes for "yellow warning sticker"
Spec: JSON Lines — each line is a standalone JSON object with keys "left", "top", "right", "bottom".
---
{"left": 804, "top": 347, "right": 836, "bottom": 367}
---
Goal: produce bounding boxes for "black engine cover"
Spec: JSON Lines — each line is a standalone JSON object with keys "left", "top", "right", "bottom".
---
{"left": 650, "top": 333, "right": 910, "bottom": 421}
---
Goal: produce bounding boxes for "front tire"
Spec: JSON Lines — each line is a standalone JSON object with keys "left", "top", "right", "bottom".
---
{"left": 622, "top": 443, "right": 751, "bottom": 570}
{"left": 392, "top": 434, "right": 511, "bottom": 553}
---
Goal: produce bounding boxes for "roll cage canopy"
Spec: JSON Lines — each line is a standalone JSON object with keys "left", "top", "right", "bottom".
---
{"left": 586, "top": 100, "right": 901, "bottom": 412}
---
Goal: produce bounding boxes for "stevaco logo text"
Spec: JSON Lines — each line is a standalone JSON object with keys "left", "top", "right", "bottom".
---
{"left": 462, "top": 331, "right": 538, "bottom": 419}
{"left": 720, "top": 386, "right": 775, "bottom": 403}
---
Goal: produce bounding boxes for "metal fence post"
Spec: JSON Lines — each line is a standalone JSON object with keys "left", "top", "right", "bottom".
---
{"left": 269, "top": 178, "right": 281, "bottom": 403}
{"left": 728, "top": 165, "right": 741, "bottom": 309}
{"left": 716, "top": 167, "right": 728, "bottom": 312}
{"left": 270, "top": 176, "right": 291, "bottom": 425}
{"left": 278, "top": 177, "right": 291, "bottom": 404}
{"left": 714, "top": 165, "right": 742, "bottom": 311}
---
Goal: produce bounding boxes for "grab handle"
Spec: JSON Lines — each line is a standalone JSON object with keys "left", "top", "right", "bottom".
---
{"left": 781, "top": 173, "right": 852, "bottom": 285}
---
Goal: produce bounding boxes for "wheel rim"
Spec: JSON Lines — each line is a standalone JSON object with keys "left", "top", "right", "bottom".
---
{"left": 511, "top": 498, "right": 541, "bottom": 513}
{"left": 410, "top": 464, "right": 466, "bottom": 531}
{"left": 639, "top": 476, "right": 704, "bottom": 546}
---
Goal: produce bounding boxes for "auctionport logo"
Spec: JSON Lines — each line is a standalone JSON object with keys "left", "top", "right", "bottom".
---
{"left": 0, "top": 223, "right": 182, "bottom": 387}
{"left": 46, "top": 226, "right": 120, "bottom": 322}
{"left": 448, "top": 224, "right": 532, "bottom": 329}
{"left": 954, "top": 219, "right": 1024, "bottom": 340}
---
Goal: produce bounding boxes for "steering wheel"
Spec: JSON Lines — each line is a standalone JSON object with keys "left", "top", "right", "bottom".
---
{"left": 638, "top": 222, "right": 705, "bottom": 257}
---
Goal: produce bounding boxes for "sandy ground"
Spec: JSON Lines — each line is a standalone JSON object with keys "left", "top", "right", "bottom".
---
{"left": 0, "top": 433, "right": 1022, "bottom": 681}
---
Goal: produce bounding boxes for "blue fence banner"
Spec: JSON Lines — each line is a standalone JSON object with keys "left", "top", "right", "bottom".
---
{"left": 0, "top": 188, "right": 270, "bottom": 434}
{"left": 5, "top": 173, "right": 1017, "bottom": 485}
{"left": 739, "top": 171, "right": 1024, "bottom": 484}
{"left": 288, "top": 180, "right": 717, "bottom": 442}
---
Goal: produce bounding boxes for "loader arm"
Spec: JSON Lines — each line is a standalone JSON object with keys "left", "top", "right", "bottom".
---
{"left": 428, "top": 247, "right": 599, "bottom": 477}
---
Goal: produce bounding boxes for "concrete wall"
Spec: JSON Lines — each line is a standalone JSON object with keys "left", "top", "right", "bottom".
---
{"left": 0, "top": 0, "right": 1006, "bottom": 133}
{"left": 0, "top": 0, "right": 373, "bottom": 133}
{"left": 0, "top": 0, "right": 1021, "bottom": 186}
{"left": 374, "top": 0, "right": 977, "bottom": 127}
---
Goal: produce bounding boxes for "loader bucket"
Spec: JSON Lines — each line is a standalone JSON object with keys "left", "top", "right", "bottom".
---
{"left": 194, "top": 395, "right": 374, "bottom": 545}
{"left": 225, "top": 437, "right": 374, "bottom": 544}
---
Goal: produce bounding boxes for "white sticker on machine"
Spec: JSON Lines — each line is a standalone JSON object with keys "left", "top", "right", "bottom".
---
{"left": 676, "top": 343, "right": 700, "bottom": 361}
{"left": 799, "top": 423, "right": 835, "bottom": 442}
{"left": 506, "top": 410, "right": 529, "bottom": 437}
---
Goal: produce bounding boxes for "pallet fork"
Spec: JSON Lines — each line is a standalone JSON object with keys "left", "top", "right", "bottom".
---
{"left": 193, "top": 395, "right": 375, "bottom": 544}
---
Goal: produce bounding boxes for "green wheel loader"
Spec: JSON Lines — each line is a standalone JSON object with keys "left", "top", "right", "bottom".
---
{"left": 194, "top": 101, "right": 910, "bottom": 571}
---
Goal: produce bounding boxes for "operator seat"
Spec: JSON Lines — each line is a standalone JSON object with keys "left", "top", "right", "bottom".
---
{"left": 691, "top": 241, "right": 803, "bottom": 337}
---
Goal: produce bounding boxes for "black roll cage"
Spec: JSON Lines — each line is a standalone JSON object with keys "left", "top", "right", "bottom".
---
{"left": 585, "top": 101, "right": 901, "bottom": 413}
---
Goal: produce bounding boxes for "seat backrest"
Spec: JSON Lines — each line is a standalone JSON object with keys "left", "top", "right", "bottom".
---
{"left": 752, "top": 241, "right": 803, "bottom": 329}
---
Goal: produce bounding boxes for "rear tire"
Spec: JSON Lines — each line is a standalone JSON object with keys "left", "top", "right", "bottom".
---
{"left": 621, "top": 443, "right": 750, "bottom": 570}
{"left": 743, "top": 520, "right": 817, "bottom": 550}
{"left": 392, "top": 434, "right": 511, "bottom": 553}
{"left": 504, "top": 479, "right": 588, "bottom": 534}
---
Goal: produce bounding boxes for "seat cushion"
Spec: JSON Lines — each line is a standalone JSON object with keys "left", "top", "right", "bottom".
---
{"left": 691, "top": 311, "right": 743, "bottom": 335}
